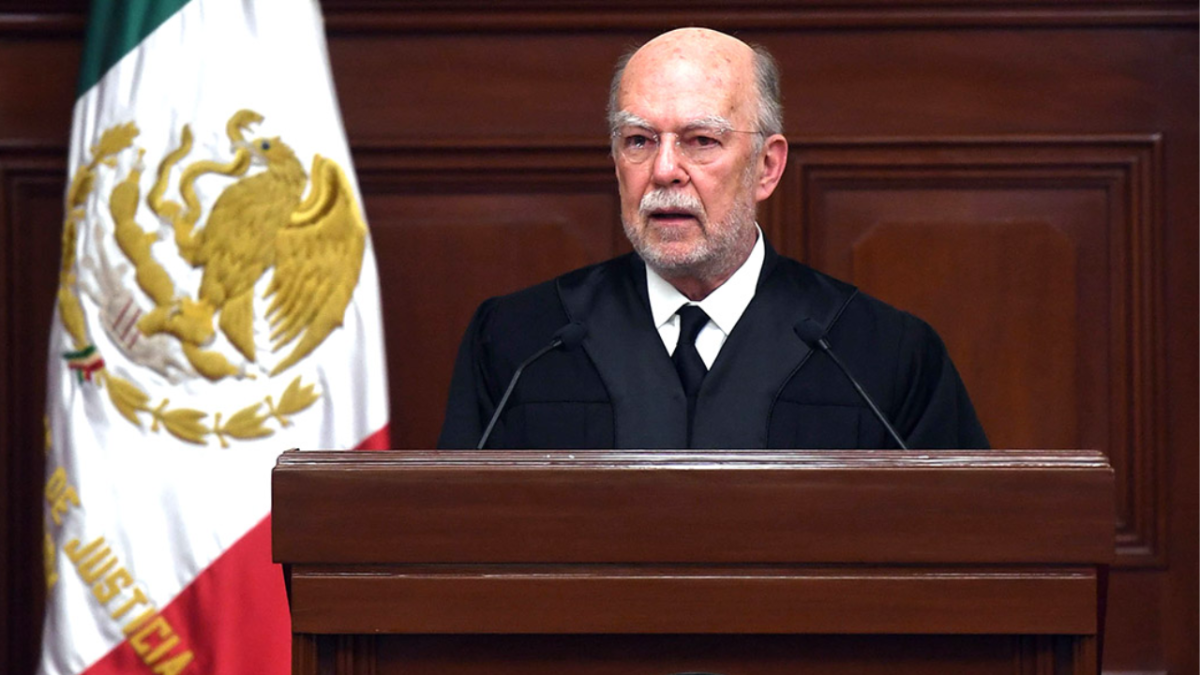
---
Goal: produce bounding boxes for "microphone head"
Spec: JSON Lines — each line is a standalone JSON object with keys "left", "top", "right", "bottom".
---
{"left": 793, "top": 317, "right": 827, "bottom": 348}
{"left": 553, "top": 321, "right": 587, "bottom": 350}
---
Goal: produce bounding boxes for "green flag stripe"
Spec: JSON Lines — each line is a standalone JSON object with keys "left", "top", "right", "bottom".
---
{"left": 76, "top": 0, "right": 192, "bottom": 97}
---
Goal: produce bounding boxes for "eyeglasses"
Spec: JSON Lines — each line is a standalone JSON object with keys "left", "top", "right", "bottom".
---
{"left": 611, "top": 125, "right": 764, "bottom": 165}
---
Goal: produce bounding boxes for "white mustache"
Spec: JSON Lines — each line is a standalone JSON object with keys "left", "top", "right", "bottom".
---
{"left": 639, "top": 189, "right": 704, "bottom": 219}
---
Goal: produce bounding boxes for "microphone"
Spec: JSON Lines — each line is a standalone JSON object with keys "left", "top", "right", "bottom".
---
{"left": 476, "top": 322, "right": 587, "bottom": 449}
{"left": 794, "top": 318, "right": 909, "bottom": 450}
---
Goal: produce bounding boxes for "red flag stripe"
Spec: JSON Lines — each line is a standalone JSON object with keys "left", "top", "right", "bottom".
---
{"left": 80, "top": 514, "right": 289, "bottom": 675}
{"left": 355, "top": 423, "right": 390, "bottom": 451}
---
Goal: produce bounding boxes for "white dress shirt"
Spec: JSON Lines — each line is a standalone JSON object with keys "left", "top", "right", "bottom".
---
{"left": 645, "top": 228, "right": 765, "bottom": 368}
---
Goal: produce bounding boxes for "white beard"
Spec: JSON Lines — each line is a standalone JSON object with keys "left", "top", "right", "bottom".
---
{"left": 623, "top": 168, "right": 758, "bottom": 282}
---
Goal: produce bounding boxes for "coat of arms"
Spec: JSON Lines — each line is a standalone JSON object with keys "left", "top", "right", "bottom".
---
{"left": 57, "top": 109, "right": 368, "bottom": 446}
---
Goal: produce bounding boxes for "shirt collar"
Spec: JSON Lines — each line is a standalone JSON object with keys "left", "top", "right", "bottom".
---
{"left": 646, "top": 226, "right": 765, "bottom": 334}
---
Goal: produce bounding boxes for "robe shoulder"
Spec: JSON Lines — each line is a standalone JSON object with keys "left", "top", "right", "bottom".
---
{"left": 436, "top": 257, "right": 629, "bottom": 449}
{"left": 780, "top": 279, "right": 990, "bottom": 450}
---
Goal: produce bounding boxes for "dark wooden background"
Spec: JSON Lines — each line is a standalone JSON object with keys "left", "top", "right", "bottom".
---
{"left": 0, "top": 1, "right": 1195, "bottom": 674}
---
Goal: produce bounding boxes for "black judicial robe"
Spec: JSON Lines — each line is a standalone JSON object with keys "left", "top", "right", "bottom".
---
{"left": 438, "top": 242, "right": 989, "bottom": 450}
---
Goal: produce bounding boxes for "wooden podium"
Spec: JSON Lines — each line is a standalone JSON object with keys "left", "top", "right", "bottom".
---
{"left": 272, "top": 449, "right": 1113, "bottom": 675}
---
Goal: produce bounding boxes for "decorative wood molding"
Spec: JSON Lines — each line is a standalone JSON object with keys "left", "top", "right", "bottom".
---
{"left": 0, "top": 140, "right": 67, "bottom": 458}
{"left": 321, "top": 4, "right": 1200, "bottom": 32}
{"left": 0, "top": 1, "right": 1196, "bottom": 36}
{"left": 0, "top": 141, "right": 66, "bottom": 675}
{"left": 349, "top": 139, "right": 614, "bottom": 184}
{"left": 789, "top": 135, "right": 1165, "bottom": 568}
{"left": 1016, "top": 635, "right": 1057, "bottom": 675}
{"left": 292, "top": 634, "right": 319, "bottom": 675}
{"left": 290, "top": 565, "right": 1101, "bottom": 634}
{"left": 335, "top": 635, "right": 375, "bottom": 675}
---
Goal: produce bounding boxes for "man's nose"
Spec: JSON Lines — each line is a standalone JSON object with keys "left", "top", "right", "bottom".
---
{"left": 650, "top": 135, "right": 689, "bottom": 186}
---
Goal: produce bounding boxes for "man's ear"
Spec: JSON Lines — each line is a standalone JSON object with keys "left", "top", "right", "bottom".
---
{"left": 754, "top": 134, "right": 789, "bottom": 202}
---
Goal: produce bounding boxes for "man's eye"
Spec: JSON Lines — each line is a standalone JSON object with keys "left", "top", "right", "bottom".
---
{"left": 685, "top": 134, "right": 720, "bottom": 149}
{"left": 624, "top": 134, "right": 653, "bottom": 149}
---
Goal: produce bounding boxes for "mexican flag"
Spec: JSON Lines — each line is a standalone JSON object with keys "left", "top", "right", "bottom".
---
{"left": 40, "top": 1, "right": 390, "bottom": 674}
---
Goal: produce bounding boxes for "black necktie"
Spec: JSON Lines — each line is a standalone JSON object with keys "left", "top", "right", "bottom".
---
{"left": 672, "top": 305, "right": 710, "bottom": 444}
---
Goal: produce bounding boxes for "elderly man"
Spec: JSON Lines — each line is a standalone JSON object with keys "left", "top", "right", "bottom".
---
{"left": 438, "top": 27, "right": 988, "bottom": 450}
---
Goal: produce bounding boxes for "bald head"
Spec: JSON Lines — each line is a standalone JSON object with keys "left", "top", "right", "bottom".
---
{"left": 607, "top": 28, "right": 783, "bottom": 138}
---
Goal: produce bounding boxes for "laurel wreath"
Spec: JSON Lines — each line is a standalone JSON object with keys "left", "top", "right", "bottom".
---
{"left": 103, "top": 371, "right": 319, "bottom": 447}
{"left": 57, "top": 124, "right": 320, "bottom": 447}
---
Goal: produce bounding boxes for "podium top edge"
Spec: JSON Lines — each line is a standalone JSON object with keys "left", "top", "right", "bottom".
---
{"left": 275, "top": 449, "right": 1112, "bottom": 471}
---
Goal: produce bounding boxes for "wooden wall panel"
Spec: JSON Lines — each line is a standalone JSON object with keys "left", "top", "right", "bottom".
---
{"left": 0, "top": 39, "right": 78, "bottom": 143}
{"left": 854, "top": 220, "right": 1079, "bottom": 447}
{"left": 790, "top": 137, "right": 1165, "bottom": 567}
{"left": 0, "top": 2, "right": 1194, "bottom": 675}
{"left": 358, "top": 146, "right": 621, "bottom": 446}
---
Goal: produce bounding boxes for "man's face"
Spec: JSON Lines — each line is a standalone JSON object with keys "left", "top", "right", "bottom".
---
{"left": 613, "top": 38, "right": 765, "bottom": 282}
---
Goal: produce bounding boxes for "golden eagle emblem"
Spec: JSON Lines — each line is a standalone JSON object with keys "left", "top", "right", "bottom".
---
{"left": 101, "top": 109, "right": 367, "bottom": 381}
{"left": 53, "top": 110, "right": 364, "bottom": 444}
